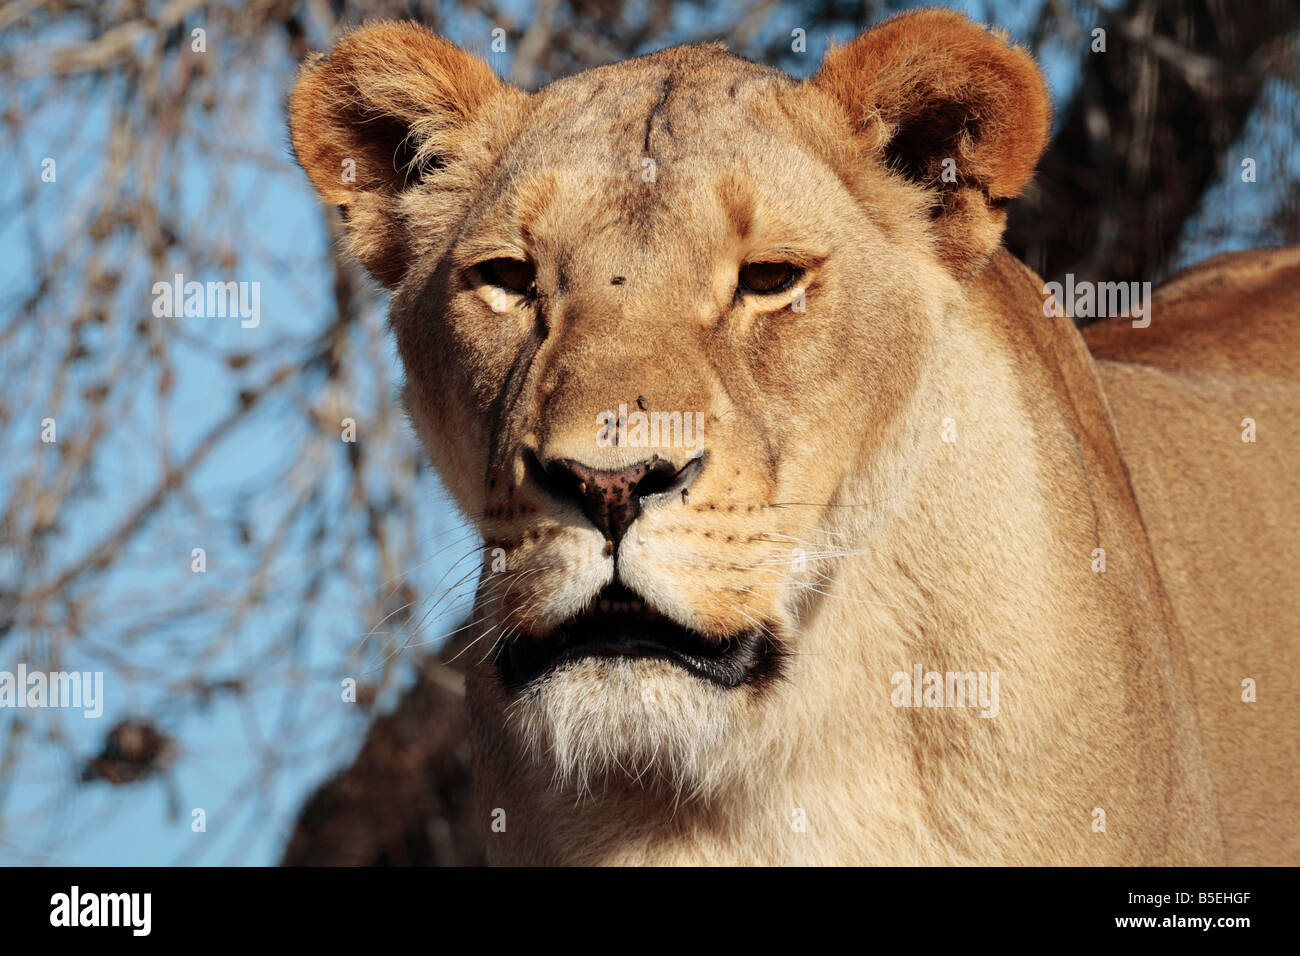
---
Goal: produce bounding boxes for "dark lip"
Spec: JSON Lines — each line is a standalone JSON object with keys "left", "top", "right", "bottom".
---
{"left": 497, "top": 583, "right": 779, "bottom": 689}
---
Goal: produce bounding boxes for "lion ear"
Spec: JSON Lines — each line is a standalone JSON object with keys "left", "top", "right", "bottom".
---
{"left": 289, "top": 22, "right": 516, "bottom": 287}
{"left": 811, "top": 9, "right": 1050, "bottom": 275}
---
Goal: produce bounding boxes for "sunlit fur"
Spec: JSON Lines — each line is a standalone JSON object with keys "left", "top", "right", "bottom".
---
{"left": 290, "top": 10, "right": 1300, "bottom": 864}
{"left": 510, "top": 657, "right": 740, "bottom": 799}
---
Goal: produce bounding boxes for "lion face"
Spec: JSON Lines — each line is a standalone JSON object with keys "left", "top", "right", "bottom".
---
{"left": 389, "top": 52, "right": 945, "bottom": 795}
{"left": 290, "top": 12, "right": 1049, "bottom": 798}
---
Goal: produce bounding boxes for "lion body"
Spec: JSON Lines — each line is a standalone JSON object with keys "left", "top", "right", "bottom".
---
{"left": 1086, "top": 247, "right": 1300, "bottom": 866}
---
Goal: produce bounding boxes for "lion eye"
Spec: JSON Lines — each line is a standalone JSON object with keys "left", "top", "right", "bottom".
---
{"left": 738, "top": 261, "right": 801, "bottom": 295}
{"left": 478, "top": 258, "right": 536, "bottom": 295}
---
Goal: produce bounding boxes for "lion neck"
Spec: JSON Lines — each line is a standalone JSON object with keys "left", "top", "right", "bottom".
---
{"left": 481, "top": 250, "right": 1223, "bottom": 865}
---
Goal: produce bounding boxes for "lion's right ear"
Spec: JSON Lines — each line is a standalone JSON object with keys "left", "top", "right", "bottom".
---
{"left": 289, "top": 22, "right": 516, "bottom": 287}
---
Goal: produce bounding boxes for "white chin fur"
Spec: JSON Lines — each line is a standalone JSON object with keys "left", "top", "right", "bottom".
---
{"left": 510, "top": 655, "right": 738, "bottom": 799}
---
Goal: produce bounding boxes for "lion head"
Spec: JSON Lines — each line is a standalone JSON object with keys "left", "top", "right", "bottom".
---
{"left": 290, "top": 9, "right": 1052, "bottom": 857}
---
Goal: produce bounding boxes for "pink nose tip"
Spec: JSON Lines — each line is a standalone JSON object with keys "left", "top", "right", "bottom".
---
{"left": 529, "top": 452, "right": 702, "bottom": 544}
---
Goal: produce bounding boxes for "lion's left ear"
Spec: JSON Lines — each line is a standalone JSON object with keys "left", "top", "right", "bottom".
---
{"left": 810, "top": 9, "right": 1050, "bottom": 275}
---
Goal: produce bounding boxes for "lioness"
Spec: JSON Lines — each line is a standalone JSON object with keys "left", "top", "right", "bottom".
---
{"left": 289, "top": 9, "right": 1300, "bottom": 865}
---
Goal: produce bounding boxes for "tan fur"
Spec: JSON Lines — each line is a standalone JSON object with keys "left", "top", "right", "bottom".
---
{"left": 1084, "top": 247, "right": 1300, "bottom": 866}
{"left": 289, "top": 10, "right": 1298, "bottom": 864}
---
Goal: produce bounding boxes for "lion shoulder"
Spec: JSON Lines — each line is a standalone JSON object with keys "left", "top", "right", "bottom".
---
{"left": 1083, "top": 246, "right": 1300, "bottom": 383}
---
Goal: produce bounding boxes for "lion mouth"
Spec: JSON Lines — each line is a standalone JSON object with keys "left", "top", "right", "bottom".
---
{"left": 498, "top": 583, "right": 778, "bottom": 689}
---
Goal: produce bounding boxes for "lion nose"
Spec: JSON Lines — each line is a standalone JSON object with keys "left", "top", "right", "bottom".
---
{"left": 528, "top": 452, "right": 703, "bottom": 545}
